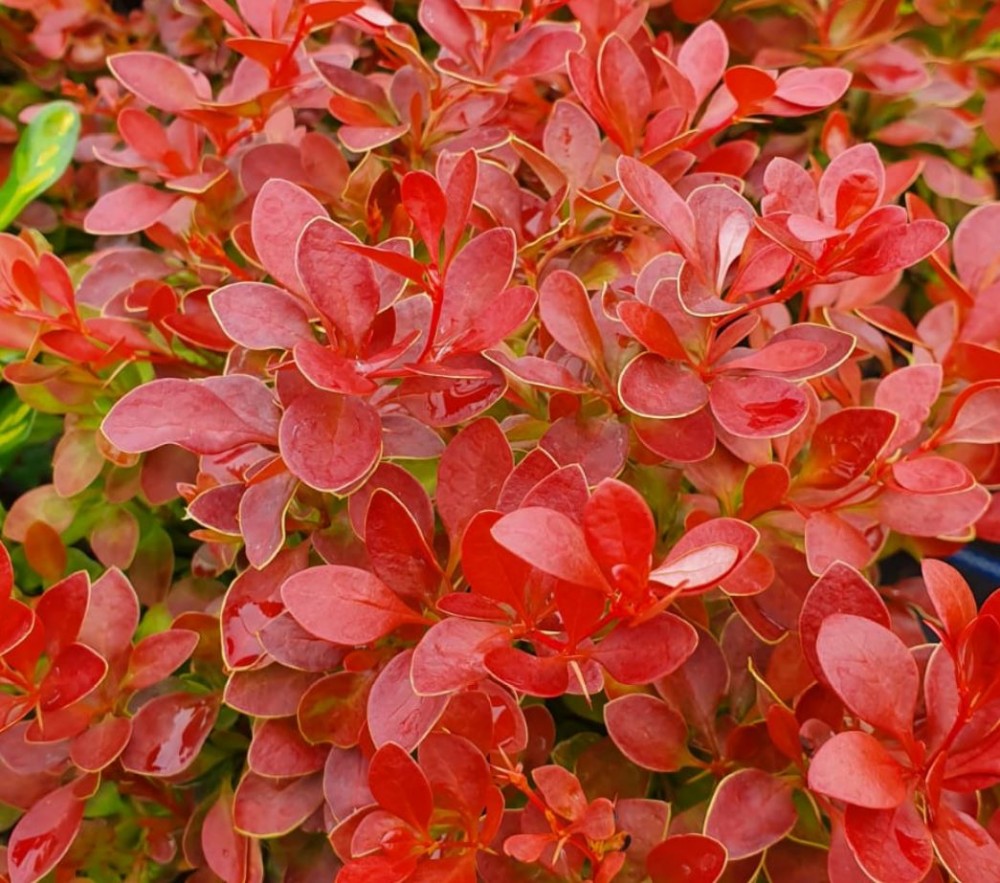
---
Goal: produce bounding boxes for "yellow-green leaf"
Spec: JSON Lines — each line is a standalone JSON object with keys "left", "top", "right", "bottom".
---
{"left": 0, "top": 100, "right": 81, "bottom": 230}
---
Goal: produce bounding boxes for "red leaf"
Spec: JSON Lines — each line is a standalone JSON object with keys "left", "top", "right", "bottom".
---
{"left": 646, "top": 834, "right": 727, "bottom": 883}
{"left": 0, "top": 542, "right": 11, "bottom": 600}
{"left": 619, "top": 353, "right": 708, "bottom": 418}
{"left": 210, "top": 282, "right": 313, "bottom": 350}
{"left": 369, "top": 743, "right": 434, "bottom": 832}
{"left": 955, "top": 615, "right": 1000, "bottom": 713}
{"left": 84, "top": 184, "right": 180, "bottom": 236}
{"left": 598, "top": 34, "right": 651, "bottom": 155}
{"left": 293, "top": 340, "right": 378, "bottom": 395}
{"left": 799, "top": 562, "right": 891, "bottom": 683}
{"left": 772, "top": 67, "right": 851, "bottom": 109}
{"left": 954, "top": 202, "right": 1000, "bottom": 292}
{"left": 519, "top": 464, "right": 590, "bottom": 522}
{"left": 418, "top": 0, "right": 477, "bottom": 65}
{"left": 34, "top": 572, "right": 88, "bottom": 656}
{"left": 350, "top": 463, "right": 435, "bottom": 543}
{"left": 394, "top": 354, "right": 506, "bottom": 428}
{"left": 816, "top": 613, "right": 918, "bottom": 737}
{"left": 281, "top": 565, "right": 423, "bottom": 645}
{"left": 828, "top": 820, "right": 876, "bottom": 883}
{"left": 38, "top": 643, "right": 107, "bottom": 712}
{"left": 676, "top": 20, "right": 728, "bottom": 107}
{"left": 764, "top": 840, "right": 831, "bottom": 883}
{"left": 123, "top": 629, "right": 199, "bottom": 693}
{"left": 850, "top": 218, "right": 950, "bottom": 275}
{"left": 460, "top": 510, "right": 531, "bottom": 612}
{"left": 7, "top": 780, "right": 86, "bottom": 883}
{"left": 817, "top": 144, "right": 884, "bottom": 227}
{"left": 502, "top": 833, "right": 550, "bottom": 864}
{"left": 365, "top": 490, "right": 442, "bottom": 606}
{"left": 652, "top": 518, "right": 758, "bottom": 594}
{"left": 2, "top": 486, "right": 76, "bottom": 545}
{"left": 70, "top": 716, "right": 132, "bottom": 772}
{"left": 592, "top": 614, "right": 698, "bottom": 684}
{"left": 247, "top": 718, "right": 328, "bottom": 778}
{"left": 411, "top": 618, "right": 509, "bottom": 695}
{"left": 551, "top": 580, "right": 603, "bottom": 658}
{"left": 0, "top": 599, "right": 34, "bottom": 658}
{"left": 452, "top": 285, "right": 536, "bottom": 353}
{"left": 498, "top": 448, "right": 558, "bottom": 511}
{"left": 807, "top": 731, "right": 909, "bottom": 809}
{"left": 121, "top": 693, "right": 218, "bottom": 777}
{"left": 539, "top": 270, "right": 604, "bottom": 365}
{"left": 436, "top": 419, "right": 512, "bottom": 544}
{"left": 441, "top": 151, "right": 477, "bottom": 263}
{"left": 233, "top": 772, "right": 324, "bottom": 838}
{"left": 278, "top": 389, "right": 381, "bottom": 493}
{"left": 633, "top": 408, "right": 716, "bottom": 463}
{"left": 337, "top": 854, "right": 415, "bottom": 883}
{"left": 617, "top": 301, "right": 690, "bottom": 362}
{"left": 845, "top": 802, "right": 933, "bottom": 883}
{"left": 257, "top": 610, "right": 343, "bottom": 671}
{"left": 491, "top": 507, "right": 608, "bottom": 591}
{"left": 709, "top": 374, "right": 808, "bottom": 438}
{"left": 339, "top": 241, "right": 425, "bottom": 286}
{"left": 922, "top": 559, "right": 977, "bottom": 643}
{"left": 878, "top": 484, "right": 989, "bottom": 537}
{"left": 583, "top": 479, "right": 655, "bottom": 581}
{"left": 804, "top": 511, "right": 873, "bottom": 575}
{"left": 324, "top": 746, "right": 374, "bottom": 823}
{"left": 251, "top": 179, "right": 326, "bottom": 292}
{"left": 724, "top": 66, "right": 777, "bottom": 115}
{"left": 78, "top": 568, "right": 139, "bottom": 663}
{"left": 297, "top": 218, "right": 379, "bottom": 354}
{"left": 367, "top": 650, "right": 448, "bottom": 751}
{"left": 103, "top": 376, "right": 279, "bottom": 455}
{"left": 532, "top": 764, "right": 588, "bottom": 820}
{"left": 402, "top": 171, "right": 446, "bottom": 251}
{"left": 220, "top": 545, "right": 308, "bottom": 670}
{"left": 704, "top": 769, "right": 797, "bottom": 859}
{"left": 224, "top": 666, "right": 318, "bottom": 718}
{"left": 874, "top": 363, "right": 942, "bottom": 449}
{"left": 107, "top": 51, "right": 208, "bottom": 112}
{"left": 241, "top": 470, "right": 298, "bottom": 569}
{"left": 543, "top": 100, "right": 601, "bottom": 188}
{"left": 891, "top": 457, "right": 973, "bottom": 495}
{"left": 297, "top": 671, "right": 373, "bottom": 747}
{"left": 418, "top": 732, "right": 492, "bottom": 821}
{"left": 89, "top": 508, "right": 139, "bottom": 570}
{"left": 604, "top": 694, "right": 688, "bottom": 772}
{"left": 487, "top": 349, "right": 586, "bottom": 393}
{"left": 931, "top": 802, "right": 1000, "bottom": 881}
{"left": 649, "top": 543, "right": 740, "bottom": 594}
{"left": 202, "top": 790, "right": 262, "bottom": 883}
{"left": 439, "top": 228, "right": 516, "bottom": 344}
{"left": 484, "top": 646, "right": 570, "bottom": 698}
{"left": 540, "top": 416, "right": 629, "bottom": 485}
{"left": 24, "top": 522, "right": 66, "bottom": 582}
{"left": 720, "top": 339, "right": 826, "bottom": 376}
{"left": 798, "top": 407, "right": 896, "bottom": 489}
{"left": 617, "top": 156, "right": 696, "bottom": 259}
{"left": 941, "top": 384, "right": 1000, "bottom": 445}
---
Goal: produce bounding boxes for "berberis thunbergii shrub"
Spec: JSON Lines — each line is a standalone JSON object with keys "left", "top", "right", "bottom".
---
{"left": 2, "top": 1, "right": 1000, "bottom": 881}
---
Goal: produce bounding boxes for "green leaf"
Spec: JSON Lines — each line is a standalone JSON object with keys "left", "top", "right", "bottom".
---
{"left": 0, "top": 385, "right": 34, "bottom": 466}
{"left": 0, "top": 101, "right": 81, "bottom": 230}
{"left": 85, "top": 781, "right": 128, "bottom": 819}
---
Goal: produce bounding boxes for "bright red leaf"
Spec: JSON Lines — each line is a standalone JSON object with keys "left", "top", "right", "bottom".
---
{"left": 281, "top": 565, "right": 424, "bottom": 646}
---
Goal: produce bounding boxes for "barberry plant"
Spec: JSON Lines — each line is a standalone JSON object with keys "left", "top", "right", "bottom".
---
{"left": 2, "top": 1, "right": 1000, "bottom": 882}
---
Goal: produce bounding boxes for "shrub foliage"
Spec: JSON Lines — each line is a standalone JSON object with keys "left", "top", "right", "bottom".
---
{"left": 2, "top": 1, "right": 1000, "bottom": 881}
